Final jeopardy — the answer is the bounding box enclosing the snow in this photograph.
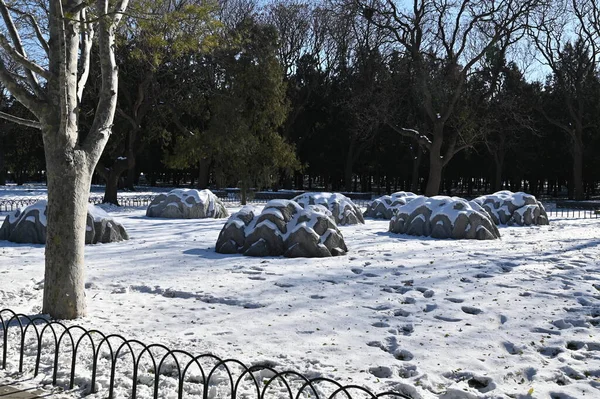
[1,188,600,398]
[8,199,48,226]
[87,204,110,222]
[150,189,213,209]
[395,196,487,226]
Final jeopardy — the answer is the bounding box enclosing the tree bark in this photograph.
[425,128,444,196]
[0,144,5,185]
[197,157,210,189]
[572,138,584,200]
[344,140,355,192]
[43,130,92,319]
[410,145,423,193]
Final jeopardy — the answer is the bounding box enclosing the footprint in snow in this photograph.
[503,342,520,355]
[394,309,411,317]
[274,282,294,288]
[351,268,363,274]
[539,347,563,358]
[310,295,325,300]
[363,304,392,311]
[461,306,483,315]
[474,273,494,279]
[423,304,437,313]
[363,273,379,278]
[415,287,434,298]
[248,276,266,281]
[369,366,393,378]
[565,341,585,351]
[398,364,418,378]
[434,315,462,322]
[531,327,561,335]
[394,349,414,361]
[444,297,464,303]
[372,321,390,328]
[577,297,595,306]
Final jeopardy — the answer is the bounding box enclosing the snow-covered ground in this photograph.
[1,186,600,398]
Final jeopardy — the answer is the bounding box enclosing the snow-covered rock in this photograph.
[215,200,347,257]
[291,192,364,225]
[473,191,549,226]
[389,196,500,240]
[0,200,129,244]
[363,191,418,219]
[146,189,228,219]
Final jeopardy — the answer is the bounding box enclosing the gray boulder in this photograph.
[389,196,500,240]
[0,200,128,244]
[215,200,348,257]
[363,192,418,219]
[473,191,549,226]
[146,189,228,219]
[292,192,364,225]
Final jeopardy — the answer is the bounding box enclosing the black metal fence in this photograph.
[212,191,373,209]
[0,196,156,212]
[545,201,600,219]
[0,309,412,399]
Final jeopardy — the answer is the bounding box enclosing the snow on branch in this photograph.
[386,122,432,150]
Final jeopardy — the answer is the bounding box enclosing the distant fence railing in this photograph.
[545,201,600,219]
[212,191,373,208]
[0,309,412,399]
[0,196,156,212]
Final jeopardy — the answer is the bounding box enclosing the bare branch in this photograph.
[6,6,50,55]
[82,0,131,163]
[77,8,94,103]
[0,0,43,96]
[0,34,50,80]
[0,110,41,129]
[386,122,432,150]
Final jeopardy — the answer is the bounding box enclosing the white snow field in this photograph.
[1,186,600,398]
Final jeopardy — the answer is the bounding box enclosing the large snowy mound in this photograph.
[146,189,228,219]
[473,191,549,226]
[363,191,418,219]
[389,196,500,240]
[291,192,364,225]
[0,200,128,244]
[215,200,347,257]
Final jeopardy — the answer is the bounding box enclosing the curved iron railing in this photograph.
[0,309,412,399]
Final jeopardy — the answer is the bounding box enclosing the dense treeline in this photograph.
[1,0,599,201]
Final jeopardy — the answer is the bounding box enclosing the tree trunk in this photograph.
[126,153,136,190]
[0,145,5,185]
[240,186,247,205]
[411,148,423,193]
[104,170,121,205]
[572,139,584,200]
[43,144,92,319]
[344,141,355,192]
[493,155,504,192]
[425,131,444,196]
[197,158,210,189]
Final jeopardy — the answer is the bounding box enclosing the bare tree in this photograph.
[360,0,541,196]
[0,0,128,319]
[530,0,599,200]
